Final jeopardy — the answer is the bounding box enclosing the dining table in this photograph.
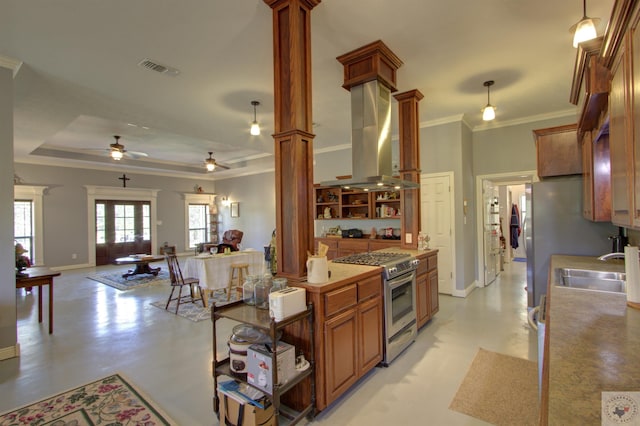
[183,250,265,307]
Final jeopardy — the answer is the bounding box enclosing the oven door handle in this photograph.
[386,270,416,288]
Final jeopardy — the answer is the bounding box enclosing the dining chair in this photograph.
[164,253,202,313]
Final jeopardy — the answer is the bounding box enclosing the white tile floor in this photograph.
[1,260,536,425]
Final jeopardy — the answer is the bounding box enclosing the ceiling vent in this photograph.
[137,58,180,77]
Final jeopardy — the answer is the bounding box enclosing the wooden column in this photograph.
[394,89,423,249]
[264,0,319,279]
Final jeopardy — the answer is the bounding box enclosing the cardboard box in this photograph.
[218,390,275,426]
[246,342,295,394]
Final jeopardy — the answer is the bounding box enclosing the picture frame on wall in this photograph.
[230,202,239,218]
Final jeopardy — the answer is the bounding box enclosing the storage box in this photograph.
[268,287,306,321]
[246,342,295,394]
[218,390,275,426]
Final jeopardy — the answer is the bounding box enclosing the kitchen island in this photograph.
[283,248,438,413]
[541,255,640,425]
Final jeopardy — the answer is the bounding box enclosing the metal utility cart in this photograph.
[211,300,315,425]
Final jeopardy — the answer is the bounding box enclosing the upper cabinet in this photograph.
[533,124,581,178]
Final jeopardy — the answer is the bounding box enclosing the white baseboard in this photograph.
[0,343,20,360]
[451,280,480,298]
[51,263,94,271]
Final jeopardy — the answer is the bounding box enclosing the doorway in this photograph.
[85,185,159,267]
[95,200,152,265]
[475,171,537,288]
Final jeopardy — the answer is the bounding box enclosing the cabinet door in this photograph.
[533,124,581,177]
[632,25,640,228]
[582,130,594,220]
[324,308,358,404]
[609,38,633,227]
[358,296,383,375]
[416,272,430,329]
[429,270,439,316]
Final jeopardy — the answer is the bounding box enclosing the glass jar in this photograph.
[242,276,257,306]
[254,277,270,310]
[271,277,288,292]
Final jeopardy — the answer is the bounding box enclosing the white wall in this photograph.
[0,66,17,354]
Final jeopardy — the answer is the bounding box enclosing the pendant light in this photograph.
[205,152,216,171]
[250,100,260,136]
[570,0,599,48]
[482,80,496,121]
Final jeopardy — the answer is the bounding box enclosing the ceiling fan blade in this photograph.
[215,162,230,170]
[124,151,149,160]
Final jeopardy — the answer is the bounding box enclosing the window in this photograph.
[97,201,151,244]
[14,200,34,264]
[188,204,210,248]
[183,193,216,250]
[14,185,47,265]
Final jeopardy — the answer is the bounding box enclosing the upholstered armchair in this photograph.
[221,230,243,251]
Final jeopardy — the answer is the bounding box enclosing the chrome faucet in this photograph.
[597,252,626,261]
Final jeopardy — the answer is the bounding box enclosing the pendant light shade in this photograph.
[250,100,260,136]
[571,0,599,48]
[482,80,496,121]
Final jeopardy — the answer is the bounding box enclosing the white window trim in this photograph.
[14,185,47,266]
[85,185,160,266]
[183,193,216,249]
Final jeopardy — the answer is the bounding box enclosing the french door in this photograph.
[95,200,152,265]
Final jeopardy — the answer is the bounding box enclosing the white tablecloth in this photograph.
[183,250,265,290]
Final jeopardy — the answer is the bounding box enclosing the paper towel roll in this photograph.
[624,246,640,306]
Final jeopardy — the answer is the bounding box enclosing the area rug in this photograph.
[88,270,170,291]
[449,347,539,426]
[513,257,527,262]
[0,373,175,426]
[150,289,240,322]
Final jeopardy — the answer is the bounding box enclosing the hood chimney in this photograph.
[321,40,419,191]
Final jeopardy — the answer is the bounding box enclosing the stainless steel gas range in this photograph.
[332,251,419,366]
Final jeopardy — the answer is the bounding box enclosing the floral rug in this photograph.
[150,289,240,322]
[88,270,170,291]
[0,373,175,426]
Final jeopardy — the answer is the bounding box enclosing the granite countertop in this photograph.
[546,255,640,425]
[296,248,438,293]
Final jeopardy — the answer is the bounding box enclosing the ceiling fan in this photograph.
[104,135,149,160]
[204,152,230,172]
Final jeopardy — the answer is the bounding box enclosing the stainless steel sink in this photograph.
[557,268,626,293]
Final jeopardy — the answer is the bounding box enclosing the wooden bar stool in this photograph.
[228,263,249,301]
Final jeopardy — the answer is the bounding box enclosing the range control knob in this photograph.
[411,259,420,267]
[387,266,398,276]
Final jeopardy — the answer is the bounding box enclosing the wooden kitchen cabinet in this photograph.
[305,272,383,411]
[581,126,612,221]
[609,32,634,227]
[533,123,581,178]
[415,251,438,329]
[313,185,401,220]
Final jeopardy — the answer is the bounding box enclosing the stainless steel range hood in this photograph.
[320,79,419,191]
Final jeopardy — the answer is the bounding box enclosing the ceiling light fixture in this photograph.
[110,135,125,160]
[205,152,216,171]
[482,80,496,121]
[570,0,599,48]
[250,100,261,136]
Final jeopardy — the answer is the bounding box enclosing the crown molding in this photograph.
[0,55,23,77]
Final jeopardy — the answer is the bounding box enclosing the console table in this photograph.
[16,267,61,334]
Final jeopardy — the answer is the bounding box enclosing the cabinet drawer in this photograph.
[416,258,429,276]
[325,284,357,317]
[358,276,381,302]
[427,254,438,271]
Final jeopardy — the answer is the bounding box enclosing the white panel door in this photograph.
[420,173,454,295]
